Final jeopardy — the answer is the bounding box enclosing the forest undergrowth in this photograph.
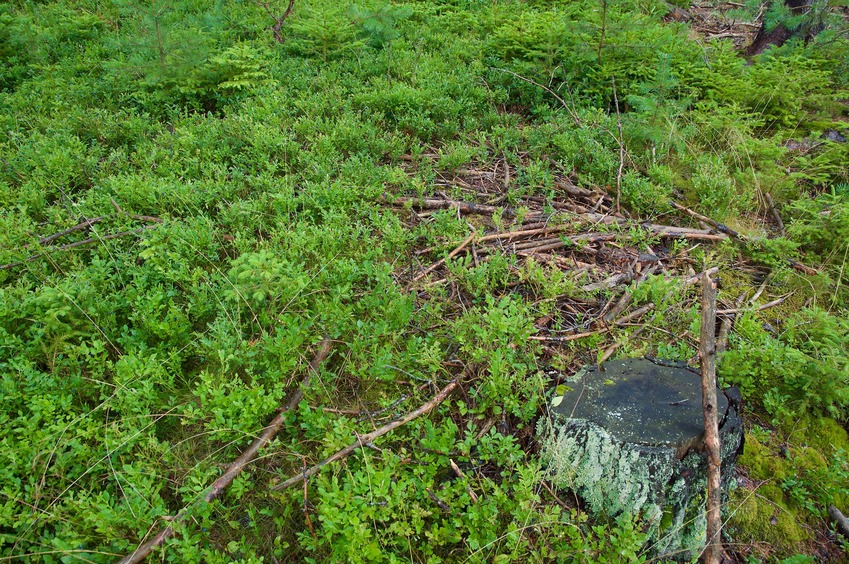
[1,0,848,561]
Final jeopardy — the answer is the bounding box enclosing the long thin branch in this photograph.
[611,76,624,214]
[491,68,583,128]
[413,231,476,282]
[25,216,106,248]
[119,338,333,564]
[671,201,816,274]
[389,196,723,240]
[271,380,458,491]
[700,272,722,564]
[1,225,159,271]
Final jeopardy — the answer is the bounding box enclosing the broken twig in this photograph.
[271,380,458,491]
[119,338,333,564]
[699,271,722,564]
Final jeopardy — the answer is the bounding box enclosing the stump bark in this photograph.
[540,358,744,560]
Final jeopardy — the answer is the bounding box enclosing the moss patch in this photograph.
[729,415,849,556]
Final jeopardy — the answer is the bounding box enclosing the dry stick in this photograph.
[413,231,476,282]
[611,77,625,214]
[449,459,479,503]
[717,292,747,356]
[602,265,657,323]
[671,201,816,275]
[271,380,458,491]
[390,195,724,241]
[530,329,608,343]
[716,294,791,315]
[1,225,159,271]
[598,325,645,364]
[764,192,785,234]
[390,195,723,241]
[110,197,165,224]
[828,506,849,538]
[389,195,519,218]
[530,303,654,344]
[490,68,583,128]
[699,272,722,564]
[119,339,333,564]
[24,216,107,249]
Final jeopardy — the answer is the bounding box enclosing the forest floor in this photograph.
[1,0,848,561]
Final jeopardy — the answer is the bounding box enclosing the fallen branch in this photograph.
[271,380,458,491]
[24,216,106,249]
[671,201,816,275]
[119,338,333,564]
[598,325,645,363]
[764,192,785,234]
[602,265,657,323]
[699,271,722,564]
[490,68,583,128]
[530,303,655,344]
[449,459,479,503]
[716,294,791,315]
[828,505,849,538]
[717,292,747,356]
[388,195,519,218]
[110,198,165,224]
[1,225,160,271]
[391,196,724,242]
[413,231,476,282]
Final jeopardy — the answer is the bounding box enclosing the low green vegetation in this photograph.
[1,0,848,560]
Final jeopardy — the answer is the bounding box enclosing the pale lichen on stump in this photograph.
[539,358,744,560]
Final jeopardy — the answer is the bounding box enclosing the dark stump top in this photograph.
[551,358,728,447]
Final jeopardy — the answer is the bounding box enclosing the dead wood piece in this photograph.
[672,201,816,274]
[476,226,567,243]
[716,294,791,315]
[598,325,645,364]
[413,231,476,282]
[554,180,603,201]
[270,380,458,491]
[1,225,160,271]
[110,198,165,224]
[602,265,657,323]
[119,338,333,564]
[25,216,106,249]
[700,272,722,564]
[582,272,633,292]
[426,488,451,513]
[613,303,655,325]
[388,195,518,218]
[449,459,479,503]
[530,329,609,343]
[672,202,741,238]
[682,267,720,286]
[829,506,849,538]
[764,193,785,233]
[531,303,654,344]
[717,292,747,356]
[646,224,726,240]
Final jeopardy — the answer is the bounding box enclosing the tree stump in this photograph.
[539,358,744,560]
